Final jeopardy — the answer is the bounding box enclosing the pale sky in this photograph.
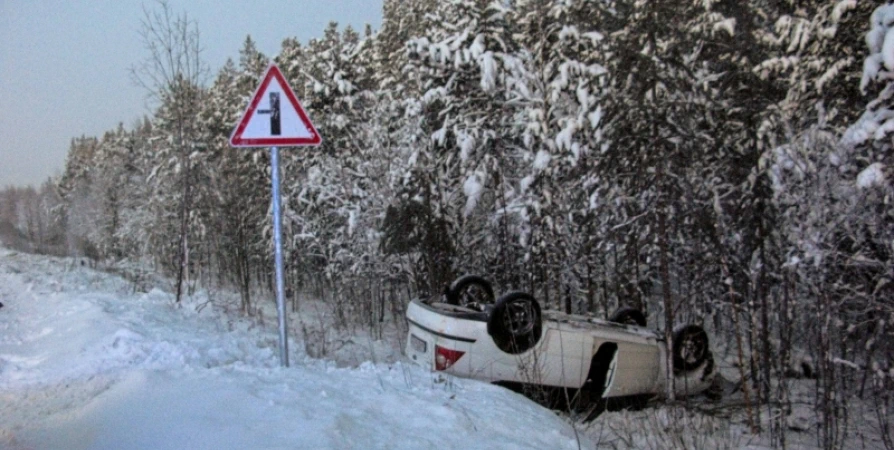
[0,0,383,188]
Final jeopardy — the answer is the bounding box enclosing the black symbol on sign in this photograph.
[257,93,281,136]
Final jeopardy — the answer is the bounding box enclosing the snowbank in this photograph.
[0,249,589,450]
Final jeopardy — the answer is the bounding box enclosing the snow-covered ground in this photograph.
[0,248,590,450]
[5,247,891,450]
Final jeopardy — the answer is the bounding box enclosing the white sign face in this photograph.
[230,64,321,147]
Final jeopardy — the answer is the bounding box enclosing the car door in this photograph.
[598,335,662,397]
[488,322,589,389]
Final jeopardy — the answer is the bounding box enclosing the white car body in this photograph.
[405,298,715,400]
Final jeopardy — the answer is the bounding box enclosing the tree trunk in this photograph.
[658,186,675,402]
[175,154,192,303]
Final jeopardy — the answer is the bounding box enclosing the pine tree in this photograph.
[511,0,609,311]
[400,0,521,290]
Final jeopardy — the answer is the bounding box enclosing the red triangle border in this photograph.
[229,64,322,147]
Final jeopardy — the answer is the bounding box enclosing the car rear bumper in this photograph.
[405,299,486,373]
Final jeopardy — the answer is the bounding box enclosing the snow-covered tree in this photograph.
[765,5,894,447]
[508,0,609,311]
[399,0,522,290]
[131,0,208,302]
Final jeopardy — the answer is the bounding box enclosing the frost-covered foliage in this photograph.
[765,5,894,447]
[850,4,894,154]
[586,406,753,449]
[753,0,875,137]
[505,0,609,310]
[19,1,888,447]
[393,0,526,290]
[0,182,64,255]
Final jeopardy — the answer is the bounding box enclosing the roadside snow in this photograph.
[0,249,589,450]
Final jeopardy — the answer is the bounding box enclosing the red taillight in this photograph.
[434,345,465,371]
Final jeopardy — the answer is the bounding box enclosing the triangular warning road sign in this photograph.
[230,64,321,147]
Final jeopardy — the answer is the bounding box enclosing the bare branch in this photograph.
[129,0,209,108]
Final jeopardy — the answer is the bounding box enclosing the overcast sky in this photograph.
[0,0,383,188]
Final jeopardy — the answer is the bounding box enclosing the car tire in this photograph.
[447,275,495,306]
[609,307,647,327]
[487,291,542,354]
[673,325,710,372]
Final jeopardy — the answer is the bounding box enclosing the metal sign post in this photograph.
[270,146,289,367]
[229,64,321,368]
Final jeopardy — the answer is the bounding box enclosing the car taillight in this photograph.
[435,345,465,371]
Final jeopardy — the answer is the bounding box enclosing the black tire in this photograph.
[447,275,495,306]
[487,291,542,354]
[673,325,710,372]
[609,307,647,327]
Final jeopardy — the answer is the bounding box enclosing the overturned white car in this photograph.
[405,275,717,411]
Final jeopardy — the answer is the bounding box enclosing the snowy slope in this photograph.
[0,249,590,450]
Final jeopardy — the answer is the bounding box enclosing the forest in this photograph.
[1,0,892,448]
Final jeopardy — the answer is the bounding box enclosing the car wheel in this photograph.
[447,275,495,307]
[487,291,542,354]
[673,325,709,372]
[608,307,647,327]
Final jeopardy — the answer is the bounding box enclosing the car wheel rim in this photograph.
[461,285,491,306]
[504,301,534,335]
[681,333,705,365]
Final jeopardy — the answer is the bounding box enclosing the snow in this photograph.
[832,0,856,23]
[816,58,851,94]
[884,26,894,71]
[582,32,604,43]
[0,249,589,450]
[559,26,579,42]
[479,52,498,92]
[469,34,485,60]
[555,120,577,151]
[347,209,357,236]
[869,6,894,52]
[462,174,484,217]
[863,5,894,90]
[857,162,886,188]
[841,109,891,147]
[533,150,551,171]
[588,105,603,130]
[458,132,476,163]
[431,127,448,146]
[713,18,736,37]
[520,175,535,194]
[588,191,599,210]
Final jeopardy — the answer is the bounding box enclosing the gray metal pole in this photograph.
[270,146,289,367]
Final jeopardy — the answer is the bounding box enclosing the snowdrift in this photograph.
[0,249,589,450]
